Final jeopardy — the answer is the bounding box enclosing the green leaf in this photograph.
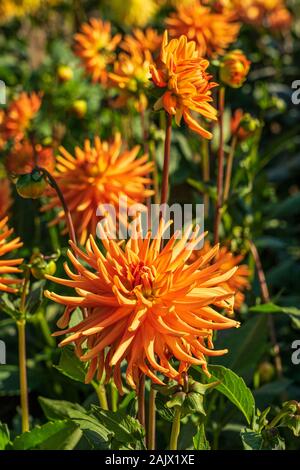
[241,428,263,450]
[38,397,112,449]
[54,346,86,383]
[250,303,300,317]
[155,393,175,423]
[0,422,10,450]
[25,280,46,315]
[193,423,210,450]
[207,365,255,425]
[92,406,145,450]
[211,315,268,380]
[12,420,81,450]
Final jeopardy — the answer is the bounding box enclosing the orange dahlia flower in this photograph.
[74,18,121,85]
[0,217,23,293]
[121,28,162,56]
[150,31,218,139]
[109,47,153,112]
[165,0,240,58]
[5,140,55,176]
[42,133,153,245]
[190,241,250,310]
[45,221,239,391]
[3,92,41,142]
[220,50,250,88]
[0,178,12,219]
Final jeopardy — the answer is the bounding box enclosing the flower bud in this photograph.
[30,252,57,280]
[16,170,46,199]
[57,65,73,82]
[72,100,87,118]
[258,361,275,384]
[220,50,250,88]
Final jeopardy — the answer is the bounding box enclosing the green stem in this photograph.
[92,382,109,410]
[110,381,118,412]
[223,134,238,202]
[214,86,225,244]
[169,406,181,450]
[147,386,156,450]
[18,269,30,433]
[138,374,146,428]
[202,138,210,217]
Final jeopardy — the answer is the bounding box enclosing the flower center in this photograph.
[130,261,155,297]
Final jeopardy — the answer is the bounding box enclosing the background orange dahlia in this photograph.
[42,133,154,245]
[0,216,23,293]
[74,18,121,84]
[45,222,239,392]
[165,0,241,58]
[3,92,41,142]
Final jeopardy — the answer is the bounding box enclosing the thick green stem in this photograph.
[17,320,29,433]
[202,139,210,217]
[223,135,238,202]
[214,86,225,244]
[169,406,181,450]
[138,374,146,428]
[147,386,156,450]
[110,381,118,412]
[92,382,109,410]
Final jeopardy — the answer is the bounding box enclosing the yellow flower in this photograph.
[74,18,121,85]
[220,50,250,88]
[107,0,158,27]
[0,217,23,294]
[42,133,154,245]
[45,220,239,391]
[165,0,240,58]
[150,31,218,139]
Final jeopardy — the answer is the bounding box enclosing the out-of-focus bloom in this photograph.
[57,65,74,82]
[45,220,239,391]
[71,100,87,118]
[42,133,154,245]
[190,241,250,310]
[0,178,12,220]
[3,92,41,142]
[150,31,218,139]
[267,6,292,30]
[121,28,162,56]
[0,217,23,293]
[5,140,55,176]
[231,109,260,141]
[166,0,240,58]
[220,50,250,88]
[216,0,292,30]
[0,0,61,23]
[107,0,157,27]
[74,18,121,85]
[109,39,154,112]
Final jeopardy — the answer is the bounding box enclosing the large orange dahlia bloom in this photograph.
[3,92,41,142]
[74,18,121,85]
[45,221,239,391]
[121,28,162,56]
[190,241,250,310]
[0,217,23,293]
[150,31,218,139]
[166,0,240,58]
[42,133,153,245]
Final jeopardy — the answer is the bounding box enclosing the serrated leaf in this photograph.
[193,423,210,450]
[38,396,86,420]
[155,393,175,423]
[207,365,255,424]
[241,428,263,450]
[54,346,86,383]
[92,406,145,450]
[0,422,10,450]
[12,420,81,450]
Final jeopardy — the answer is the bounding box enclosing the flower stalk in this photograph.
[18,267,30,433]
[214,86,225,244]
[169,406,181,450]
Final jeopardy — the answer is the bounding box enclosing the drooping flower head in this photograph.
[220,50,250,88]
[190,240,250,310]
[166,0,240,58]
[0,217,23,293]
[42,133,153,245]
[3,92,41,142]
[5,140,55,176]
[74,18,121,85]
[45,220,239,392]
[150,31,218,139]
